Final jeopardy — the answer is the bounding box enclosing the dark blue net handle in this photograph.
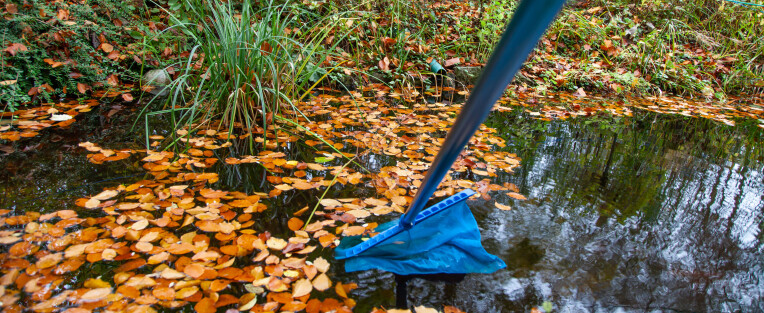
[400,0,567,229]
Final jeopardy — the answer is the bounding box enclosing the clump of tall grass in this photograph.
[145,0,349,151]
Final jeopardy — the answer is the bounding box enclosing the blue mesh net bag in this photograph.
[336,190,506,275]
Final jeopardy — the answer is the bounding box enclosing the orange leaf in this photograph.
[152,287,175,300]
[184,263,206,279]
[287,217,304,231]
[292,278,313,298]
[194,297,216,313]
[292,181,315,190]
[495,203,512,211]
[200,188,228,198]
[506,192,527,200]
[312,273,331,291]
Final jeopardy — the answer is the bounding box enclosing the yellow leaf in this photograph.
[313,257,330,273]
[266,237,287,250]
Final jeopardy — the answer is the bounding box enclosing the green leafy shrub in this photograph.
[0,0,152,110]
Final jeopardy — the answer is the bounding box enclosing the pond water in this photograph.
[339,112,764,312]
[1,98,762,312]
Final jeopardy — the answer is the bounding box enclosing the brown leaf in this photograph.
[415,306,440,313]
[379,56,390,71]
[6,3,18,14]
[161,268,186,279]
[444,57,461,67]
[4,43,28,56]
[573,87,587,98]
[107,74,119,86]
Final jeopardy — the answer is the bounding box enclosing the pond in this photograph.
[341,109,764,312]
[1,95,762,312]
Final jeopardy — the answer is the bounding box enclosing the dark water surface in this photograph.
[342,112,764,312]
[2,99,763,312]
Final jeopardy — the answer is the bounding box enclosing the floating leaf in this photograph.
[266,237,287,250]
[313,257,330,273]
[495,203,512,211]
[312,273,331,291]
[292,278,313,298]
[79,288,112,302]
[184,263,206,279]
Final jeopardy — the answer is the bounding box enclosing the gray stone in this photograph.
[141,69,171,87]
[453,66,483,85]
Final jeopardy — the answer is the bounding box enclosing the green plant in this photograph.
[146,0,352,152]
[454,0,516,62]
[0,0,151,107]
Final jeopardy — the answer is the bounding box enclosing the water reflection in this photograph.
[346,113,764,312]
